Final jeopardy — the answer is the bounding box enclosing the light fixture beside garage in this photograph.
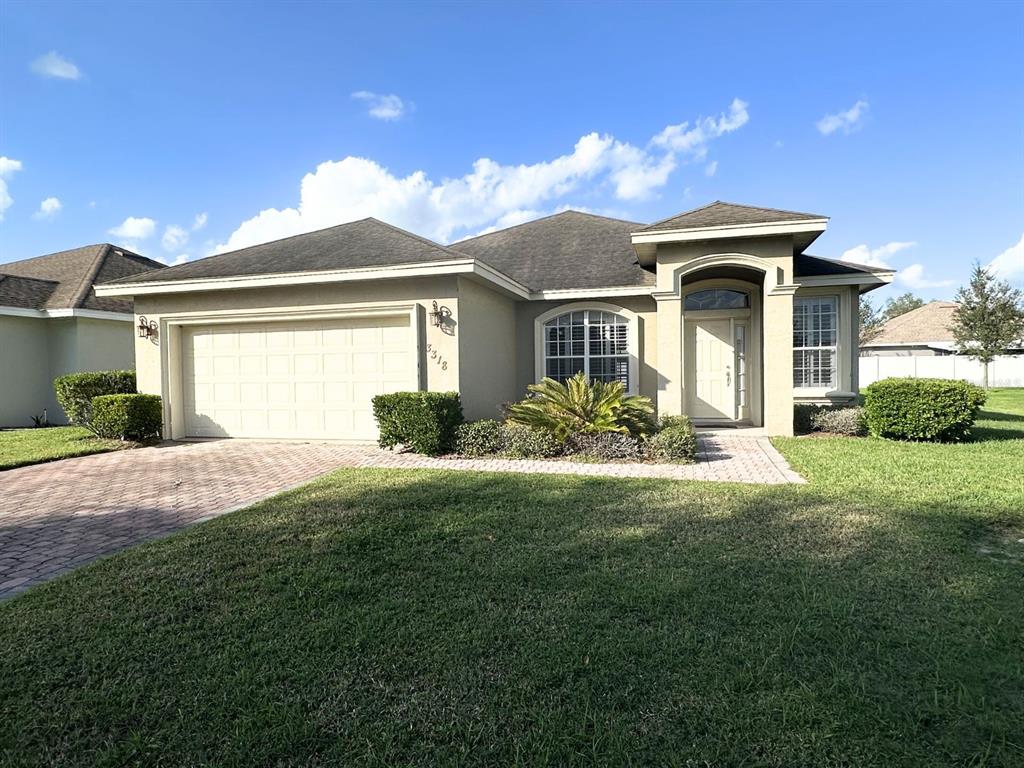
[137,316,158,339]
[428,301,452,328]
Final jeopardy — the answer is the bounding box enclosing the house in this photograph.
[861,300,1024,357]
[95,201,894,438]
[0,244,165,426]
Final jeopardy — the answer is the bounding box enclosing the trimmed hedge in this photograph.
[645,417,698,463]
[54,370,136,428]
[864,378,986,442]
[811,407,867,436]
[372,392,464,455]
[454,420,505,457]
[498,422,562,459]
[91,394,163,441]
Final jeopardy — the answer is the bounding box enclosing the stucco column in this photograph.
[655,294,683,416]
[762,286,796,435]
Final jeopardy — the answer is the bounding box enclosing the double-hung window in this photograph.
[793,296,838,389]
[543,309,630,389]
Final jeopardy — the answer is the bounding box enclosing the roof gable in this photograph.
[639,201,827,233]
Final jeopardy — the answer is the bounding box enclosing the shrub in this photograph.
[565,431,642,461]
[455,419,504,457]
[863,378,986,442]
[372,392,464,455]
[54,370,136,429]
[811,407,867,436]
[505,372,655,441]
[645,417,698,463]
[499,422,562,459]
[91,394,162,441]
[793,403,822,435]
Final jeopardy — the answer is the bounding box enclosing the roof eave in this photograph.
[631,219,829,265]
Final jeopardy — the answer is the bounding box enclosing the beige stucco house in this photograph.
[95,202,893,439]
[0,244,164,427]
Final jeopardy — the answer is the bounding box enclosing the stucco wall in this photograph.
[514,296,659,407]
[456,277,518,419]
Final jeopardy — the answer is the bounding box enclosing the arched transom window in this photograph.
[684,288,749,311]
[543,309,630,387]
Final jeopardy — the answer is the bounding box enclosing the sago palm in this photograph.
[505,372,655,441]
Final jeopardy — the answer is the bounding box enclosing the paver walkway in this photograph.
[0,433,801,599]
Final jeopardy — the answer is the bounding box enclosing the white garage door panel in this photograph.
[183,316,414,439]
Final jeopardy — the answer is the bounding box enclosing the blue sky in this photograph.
[1,0,1022,301]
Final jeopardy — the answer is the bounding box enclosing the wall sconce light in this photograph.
[137,316,158,339]
[428,301,452,328]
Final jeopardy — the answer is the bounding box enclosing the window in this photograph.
[793,296,838,388]
[684,288,749,311]
[543,309,630,388]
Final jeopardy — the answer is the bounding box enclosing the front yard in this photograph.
[1,392,1021,766]
[0,426,129,471]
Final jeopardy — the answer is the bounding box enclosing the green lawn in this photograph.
[0,426,129,471]
[1,394,1022,766]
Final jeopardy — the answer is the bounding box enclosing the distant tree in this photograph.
[951,262,1024,388]
[859,296,885,346]
[882,292,925,321]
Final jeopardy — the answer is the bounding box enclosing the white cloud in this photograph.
[817,99,869,135]
[897,263,955,289]
[192,212,208,231]
[30,51,81,80]
[109,216,157,240]
[841,241,917,268]
[0,156,23,220]
[705,160,718,177]
[351,91,408,121]
[216,100,749,252]
[161,224,189,252]
[987,232,1024,283]
[33,197,62,219]
[157,253,191,267]
[651,98,749,159]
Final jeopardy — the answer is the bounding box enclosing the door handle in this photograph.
[725,366,731,386]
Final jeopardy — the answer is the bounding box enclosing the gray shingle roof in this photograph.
[862,301,959,346]
[452,211,655,291]
[110,218,468,287]
[639,201,827,232]
[0,245,164,312]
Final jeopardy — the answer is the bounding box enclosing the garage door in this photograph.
[182,315,415,439]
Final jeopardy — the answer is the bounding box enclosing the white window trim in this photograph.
[534,302,640,394]
[793,293,841,393]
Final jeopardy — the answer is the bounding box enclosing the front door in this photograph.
[686,318,735,419]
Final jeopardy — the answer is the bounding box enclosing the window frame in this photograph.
[534,302,640,395]
[792,294,840,391]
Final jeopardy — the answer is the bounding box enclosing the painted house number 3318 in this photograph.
[426,343,448,371]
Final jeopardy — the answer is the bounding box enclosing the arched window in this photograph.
[543,308,630,388]
[684,288,749,311]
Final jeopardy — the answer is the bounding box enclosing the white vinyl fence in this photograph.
[859,354,1024,387]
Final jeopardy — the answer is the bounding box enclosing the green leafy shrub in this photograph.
[91,394,162,441]
[505,372,655,441]
[565,432,642,461]
[498,422,562,459]
[454,419,504,457]
[811,407,867,436]
[372,392,464,455]
[864,378,986,442]
[793,403,823,435]
[644,417,698,463]
[54,370,136,429]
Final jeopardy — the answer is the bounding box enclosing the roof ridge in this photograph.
[69,244,111,309]
[454,209,642,247]
[364,217,467,258]
[643,201,721,229]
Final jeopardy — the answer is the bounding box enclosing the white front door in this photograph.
[686,318,736,419]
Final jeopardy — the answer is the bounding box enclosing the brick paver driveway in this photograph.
[0,433,800,600]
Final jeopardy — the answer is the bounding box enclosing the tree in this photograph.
[883,292,925,321]
[951,262,1024,388]
[859,296,885,346]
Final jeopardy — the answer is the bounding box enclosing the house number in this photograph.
[426,343,448,370]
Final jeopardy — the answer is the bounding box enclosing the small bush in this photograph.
[811,407,867,436]
[645,417,698,463]
[499,422,562,459]
[794,403,823,435]
[91,394,162,441]
[54,370,136,428]
[455,420,505,457]
[372,392,464,455]
[565,432,642,461]
[864,377,986,442]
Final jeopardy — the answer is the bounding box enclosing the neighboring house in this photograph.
[0,244,165,426]
[96,201,894,438]
[862,300,1024,357]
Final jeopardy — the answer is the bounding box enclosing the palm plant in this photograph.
[505,372,655,441]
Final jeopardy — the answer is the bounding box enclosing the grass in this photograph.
[1,394,1022,766]
[0,426,130,470]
